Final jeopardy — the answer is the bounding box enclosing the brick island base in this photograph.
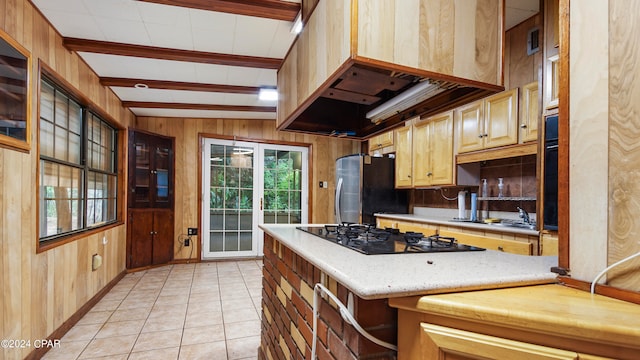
[260,233,397,360]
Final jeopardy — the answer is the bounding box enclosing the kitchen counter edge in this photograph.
[260,224,557,300]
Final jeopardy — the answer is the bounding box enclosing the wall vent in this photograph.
[527,27,540,55]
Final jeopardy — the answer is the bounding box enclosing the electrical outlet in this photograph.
[184,238,190,247]
[187,228,198,236]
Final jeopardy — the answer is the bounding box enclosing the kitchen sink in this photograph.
[491,221,537,230]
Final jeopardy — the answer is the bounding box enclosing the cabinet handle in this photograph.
[478,134,484,138]
[520,124,527,128]
[407,175,411,178]
[427,172,432,176]
[484,133,488,137]
[497,246,504,251]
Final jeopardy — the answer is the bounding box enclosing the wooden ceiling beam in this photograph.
[136,0,300,22]
[100,77,260,94]
[63,38,282,69]
[122,101,276,112]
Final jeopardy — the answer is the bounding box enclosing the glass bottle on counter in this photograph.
[498,178,504,198]
[481,179,488,198]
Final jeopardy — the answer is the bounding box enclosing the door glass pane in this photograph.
[263,149,305,225]
[155,142,171,204]
[207,143,254,253]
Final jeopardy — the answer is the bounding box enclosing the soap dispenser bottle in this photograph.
[498,178,504,198]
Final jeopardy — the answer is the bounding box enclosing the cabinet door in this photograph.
[484,88,519,149]
[129,131,152,208]
[128,210,154,268]
[395,126,413,188]
[153,137,173,209]
[456,100,484,153]
[128,130,174,209]
[520,81,539,143]
[152,211,174,265]
[420,323,579,360]
[428,112,454,185]
[412,120,431,187]
[368,131,394,153]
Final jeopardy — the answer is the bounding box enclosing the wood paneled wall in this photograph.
[0,0,133,358]
[607,0,640,290]
[132,117,360,261]
[568,0,640,292]
[504,13,542,90]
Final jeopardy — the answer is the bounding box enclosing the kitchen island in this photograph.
[258,224,557,360]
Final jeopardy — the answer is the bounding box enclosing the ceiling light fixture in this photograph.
[366,80,447,124]
[258,87,278,101]
[134,83,149,89]
[290,12,303,34]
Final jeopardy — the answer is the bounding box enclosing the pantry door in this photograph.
[202,139,308,259]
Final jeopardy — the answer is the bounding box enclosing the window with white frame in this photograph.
[39,77,118,242]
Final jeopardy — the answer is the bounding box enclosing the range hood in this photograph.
[365,80,457,124]
[279,63,500,139]
[275,0,505,139]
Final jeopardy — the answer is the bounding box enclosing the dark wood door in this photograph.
[152,210,174,265]
[128,210,154,268]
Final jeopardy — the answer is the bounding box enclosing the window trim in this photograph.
[0,28,32,152]
[36,62,125,253]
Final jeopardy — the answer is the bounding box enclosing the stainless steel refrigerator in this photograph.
[335,154,408,225]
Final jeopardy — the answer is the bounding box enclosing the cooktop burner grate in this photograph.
[297,225,485,255]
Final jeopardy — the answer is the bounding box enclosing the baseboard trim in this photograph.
[25,270,127,360]
[169,258,199,265]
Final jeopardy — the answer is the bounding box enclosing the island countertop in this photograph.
[259,224,558,300]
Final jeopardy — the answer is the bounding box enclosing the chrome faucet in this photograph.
[517,207,531,224]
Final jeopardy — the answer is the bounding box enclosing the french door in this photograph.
[202,139,308,259]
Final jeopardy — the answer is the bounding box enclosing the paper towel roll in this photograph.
[458,191,466,219]
[470,193,477,221]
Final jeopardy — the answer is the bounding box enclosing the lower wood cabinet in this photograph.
[439,228,535,255]
[127,209,174,268]
[420,323,579,359]
[390,285,639,360]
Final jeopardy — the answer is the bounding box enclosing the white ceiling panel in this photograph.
[79,53,197,80]
[34,9,105,39]
[82,0,142,22]
[130,108,276,119]
[94,17,151,44]
[31,0,88,13]
[111,88,275,107]
[232,16,280,56]
[136,1,191,26]
[145,22,194,50]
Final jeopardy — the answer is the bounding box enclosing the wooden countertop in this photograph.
[260,224,557,299]
[389,284,640,350]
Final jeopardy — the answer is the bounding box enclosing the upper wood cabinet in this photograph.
[395,125,413,188]
[395,112,454,188]
[520,81,539,143]
[277,0,504,138]
[368,130,394,155]
[413,112,454,187]
[456,88,519,154]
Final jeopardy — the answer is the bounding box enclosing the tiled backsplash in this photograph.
[411,155,537,214]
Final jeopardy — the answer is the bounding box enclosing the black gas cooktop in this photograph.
[297,224,485,255]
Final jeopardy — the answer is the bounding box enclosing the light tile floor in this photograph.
[43,260,263,360]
